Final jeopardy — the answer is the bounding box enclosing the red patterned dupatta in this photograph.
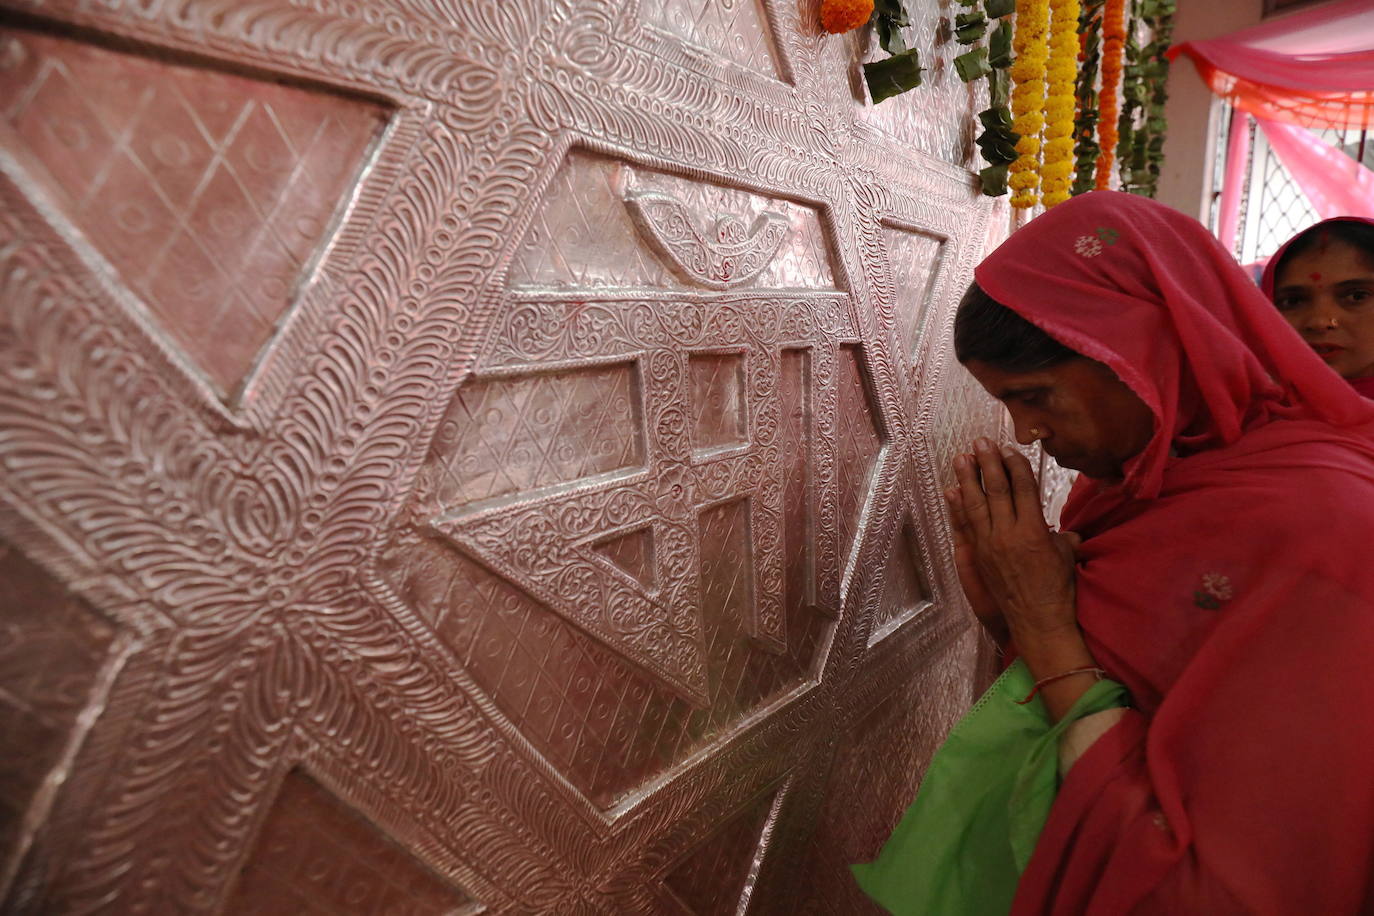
[974,193,1374,913]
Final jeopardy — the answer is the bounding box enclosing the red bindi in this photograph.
[1310,272,1323,282]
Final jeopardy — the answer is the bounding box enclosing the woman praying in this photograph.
[854,192,1374,914]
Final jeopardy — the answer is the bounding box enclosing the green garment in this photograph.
[851,659,1129,915]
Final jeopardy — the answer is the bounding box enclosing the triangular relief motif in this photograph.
[0,26,386,397]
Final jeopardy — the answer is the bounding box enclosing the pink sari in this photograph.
[975,192,1374,913]
[1260,216,1374,400]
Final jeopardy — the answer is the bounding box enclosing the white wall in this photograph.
[1156,0,1265,220]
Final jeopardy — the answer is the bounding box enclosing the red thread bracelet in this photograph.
[1016,666,1108,705]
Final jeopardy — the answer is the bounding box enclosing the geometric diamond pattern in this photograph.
[690,352,747,454]
[883,226,946,365]
[0,541,116,877]
[225,771,476,915]
[699,498,757,652]
[418,363,645,509]
[663,789,777,915]
[871,519,932,640]
[642,0,782,79]
[795,650,975,914]
[379,523,831,809]
[834,345,886,573]
[0,26,385,396]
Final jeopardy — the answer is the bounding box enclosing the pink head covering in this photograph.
[973,195,1374,915]
[973,191,1374,503]
[1259,215,1374,297]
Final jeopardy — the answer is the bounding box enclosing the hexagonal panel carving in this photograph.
[373,148,872,809]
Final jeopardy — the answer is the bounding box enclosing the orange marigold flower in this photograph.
[1096,0,1127,189]
[821,0,874,34]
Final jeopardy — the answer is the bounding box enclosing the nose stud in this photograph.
[1328,318,1340,329]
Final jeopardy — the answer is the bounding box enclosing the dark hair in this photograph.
[1272,220,1374,283]
[953,281,1079,372]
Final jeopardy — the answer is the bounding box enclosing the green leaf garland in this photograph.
[866,49,925,102]
[1116,0,1175,196]
[865,0,924,102]
[956,4,1019,197]
[1071,0,1105,196]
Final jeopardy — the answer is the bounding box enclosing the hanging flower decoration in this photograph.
[862,0,926,102]
[1040,0,1080,207]
[822,0,876,34]
[1094,0,1126,189]
[946,0,1019,196]
[1009,0,1050,209]
[1071,0,1105,195]
[1117,0,1176,196]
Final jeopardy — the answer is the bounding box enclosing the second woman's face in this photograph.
[1273,238,1374,379]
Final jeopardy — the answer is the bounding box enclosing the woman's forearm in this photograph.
[1011,619,1100,722]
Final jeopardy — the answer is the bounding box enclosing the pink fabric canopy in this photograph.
[1256,117,1374,220]
[1172,0,1374,256]
[1168,0,1374,130]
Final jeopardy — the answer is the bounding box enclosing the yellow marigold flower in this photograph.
[1039,0,1079,207]
[1010,0,1052,208]
[1045,98,1076,122]
[1045,137,1075,157]
[820,0,874,34]
[1047,60,1077,82]
[1042,160,1075,181]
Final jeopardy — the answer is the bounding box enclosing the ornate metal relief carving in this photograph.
[509,152,840,292]
[225,770,480,914]
[626,191,790,289]
[0,0,1009,911]
[0,26,387,398]
[642,0,786,80]
[0,542,121,894]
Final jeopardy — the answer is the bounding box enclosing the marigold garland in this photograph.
[1094,0,1126,189]
[1040,0,1080,206]
[1071,0,1105,195]
[1008,0,1050,208]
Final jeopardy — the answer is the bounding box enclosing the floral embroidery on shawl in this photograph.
[1074,235,1104,258]
[1073,227,1120,258]
[1192,572,1234,610]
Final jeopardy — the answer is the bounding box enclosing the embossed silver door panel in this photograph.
[0,0,1008,911]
